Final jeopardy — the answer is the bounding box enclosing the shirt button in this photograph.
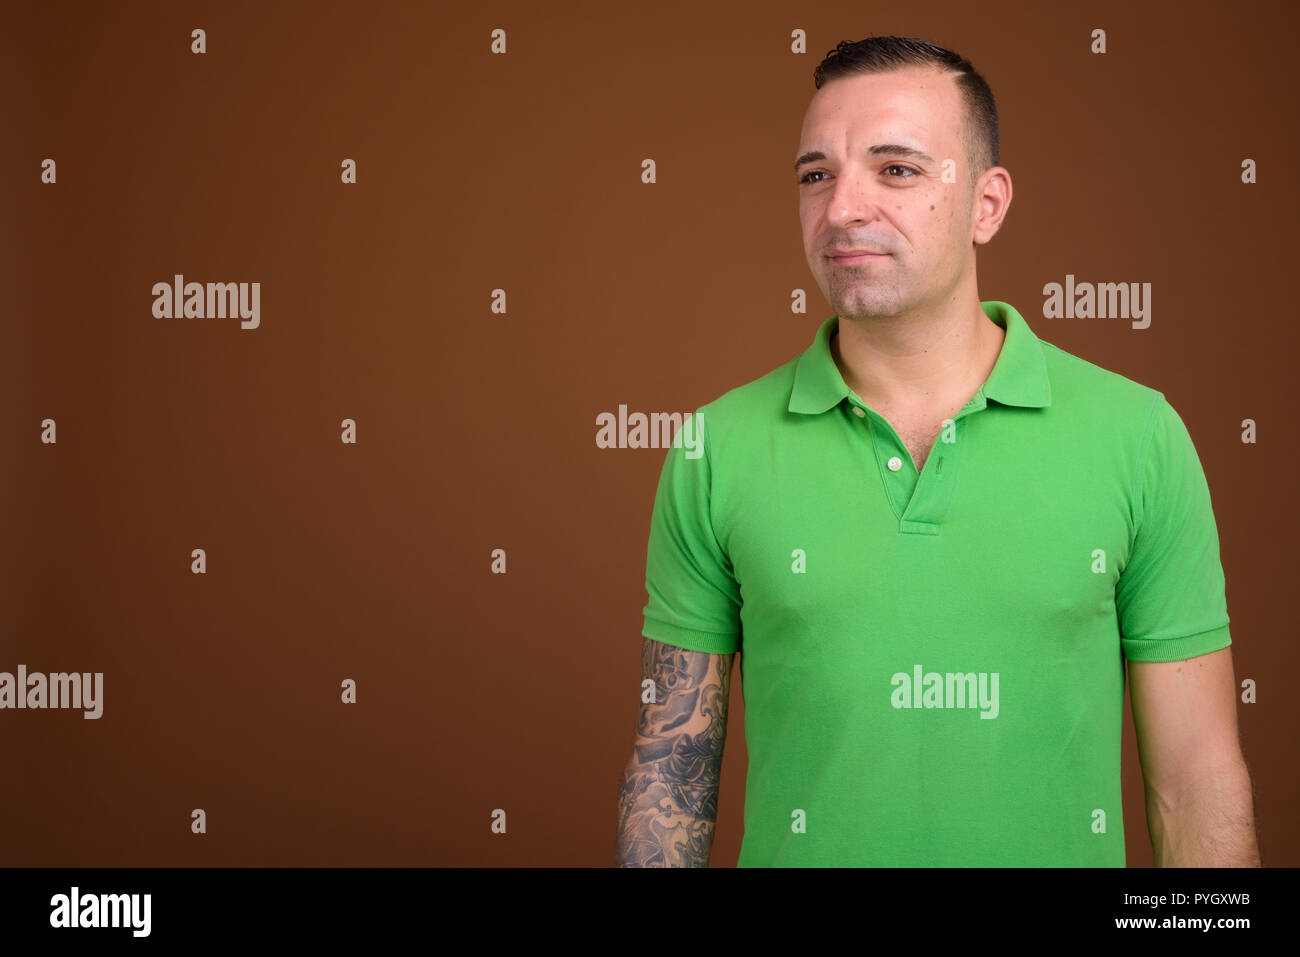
[887,456,903,471]
[852,407,866,418]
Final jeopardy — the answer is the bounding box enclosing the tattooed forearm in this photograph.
[615,638,734,867]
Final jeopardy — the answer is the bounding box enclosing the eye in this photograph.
[799,165,918,185]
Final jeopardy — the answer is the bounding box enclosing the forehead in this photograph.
[799,66,963,152]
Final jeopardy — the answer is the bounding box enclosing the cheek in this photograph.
[938,200,959,232]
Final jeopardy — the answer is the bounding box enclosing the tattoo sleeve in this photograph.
[615,637,734,867]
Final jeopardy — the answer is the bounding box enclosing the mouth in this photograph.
[828,252,887,265]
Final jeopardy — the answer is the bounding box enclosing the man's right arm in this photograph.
[615,637,735,867]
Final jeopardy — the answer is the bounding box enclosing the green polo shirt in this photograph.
[640,300,1232,867]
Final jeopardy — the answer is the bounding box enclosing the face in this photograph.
[795,66,985,320]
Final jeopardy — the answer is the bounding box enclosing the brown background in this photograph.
[2,0,1295,866]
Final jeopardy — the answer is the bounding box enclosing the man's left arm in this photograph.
[1128,646,1260,866]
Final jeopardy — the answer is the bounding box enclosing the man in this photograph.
[615,36,1259,867]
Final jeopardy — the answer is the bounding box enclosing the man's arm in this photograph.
[615,637,734,867]
[1128,645,1261,866]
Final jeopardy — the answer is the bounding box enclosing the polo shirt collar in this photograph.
[787,300,1052,415]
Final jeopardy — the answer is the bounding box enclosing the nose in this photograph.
[823,166,884,232]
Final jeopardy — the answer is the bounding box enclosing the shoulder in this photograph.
[690,355,803,447]
[1036,336,1166,434]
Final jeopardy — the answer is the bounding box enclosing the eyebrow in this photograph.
[794,144,936,173]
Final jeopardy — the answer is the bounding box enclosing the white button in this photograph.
[852,407,866,417]
[887,456,903,471]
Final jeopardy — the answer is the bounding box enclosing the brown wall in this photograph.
[2,0,1294,866]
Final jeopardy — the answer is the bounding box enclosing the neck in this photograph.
[830,300,1005,410]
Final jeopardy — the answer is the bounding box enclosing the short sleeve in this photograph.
[640,410,742,654]
[1117,395,1232,662]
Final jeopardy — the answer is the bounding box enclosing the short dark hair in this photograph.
[813,36,999,188]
